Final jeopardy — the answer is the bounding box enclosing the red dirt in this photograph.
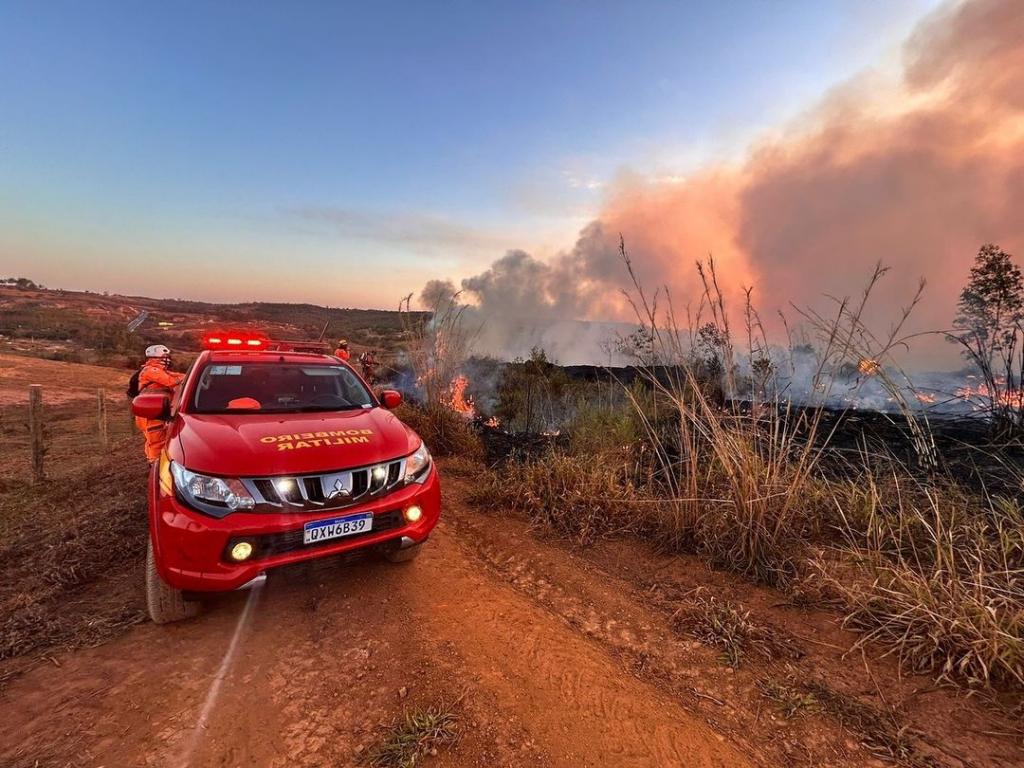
[0,481,748,768]
[0,468,1020,767]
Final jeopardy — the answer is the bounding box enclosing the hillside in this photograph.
[0,283,424,367]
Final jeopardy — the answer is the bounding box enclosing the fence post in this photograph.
[97,388,108,448]
[29,384,44,484]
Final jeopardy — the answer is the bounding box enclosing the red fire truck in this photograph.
[131,331,440,623]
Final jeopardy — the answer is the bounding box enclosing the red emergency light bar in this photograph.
[201,331,270,350]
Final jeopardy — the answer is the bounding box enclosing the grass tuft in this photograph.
[757,678,821,718]
[817,476,1024,688]
[467,450,649,544]
[758,673,929,765]
[366,706,459,768]
[672,588,800,667]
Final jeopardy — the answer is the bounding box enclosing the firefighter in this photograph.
[335,338,351,361]
[134,344,185,463]
[359,349,378,383]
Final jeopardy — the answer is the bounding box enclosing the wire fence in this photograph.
[0,386,141,484]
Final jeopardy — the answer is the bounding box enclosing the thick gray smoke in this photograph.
[423,0,1024,369]
[421,223,637,364]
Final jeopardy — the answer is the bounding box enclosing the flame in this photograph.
[484,416,500,428]
[445,374,475,418]
[915,392,937,404]
[858,358,881,377]
[954,382,1024,409]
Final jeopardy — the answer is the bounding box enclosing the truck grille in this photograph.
[241,458,406,513]
[225,509,404,560]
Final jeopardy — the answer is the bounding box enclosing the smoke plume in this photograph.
[426,0,1024,367]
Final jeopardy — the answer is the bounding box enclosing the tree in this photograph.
[615,327,655,366]
[950,244,1024,428]
[495,347,571,433]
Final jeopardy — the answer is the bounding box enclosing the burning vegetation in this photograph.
[394,239,1024,703]
[856,358,880,377]
[443,374,475,418]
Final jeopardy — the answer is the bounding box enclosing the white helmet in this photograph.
[145,344,171,359]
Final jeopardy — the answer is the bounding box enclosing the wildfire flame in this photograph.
[858,358,881,377]
[954,382,1024,409]
[445,374,475,418]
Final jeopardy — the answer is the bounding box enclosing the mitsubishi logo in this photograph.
[327,478,351,499]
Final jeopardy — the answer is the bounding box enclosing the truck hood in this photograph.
[170,407,420,477]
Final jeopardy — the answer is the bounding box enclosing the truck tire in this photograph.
[146,539,201,624]
[385,542,423,563]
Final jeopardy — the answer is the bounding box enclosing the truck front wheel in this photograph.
[146,539,201,624]
[385,542,423,563]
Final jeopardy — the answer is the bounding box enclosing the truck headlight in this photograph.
[170,462,255,512]
[403,442,432,483]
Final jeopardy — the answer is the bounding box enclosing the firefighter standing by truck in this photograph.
[131,344,185,462]
[334,338,351,361]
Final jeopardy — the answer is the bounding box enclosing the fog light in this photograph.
[404,505,423,523]
[230,541,254,562]
[372,466,388,482]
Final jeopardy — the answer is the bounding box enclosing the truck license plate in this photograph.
[303,512,373,545]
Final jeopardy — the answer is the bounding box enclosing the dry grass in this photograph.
[612,243,1024,694]
[365,706,459,768]
[395,403,483,460]
[394,289,485,461]
[672,588,800,667]
[461,245,1024,697]
[817,476,1024,688]
[758,672,928,765]
[436,454,484,478]
[0,436,148,673]
[801,679,927,765]
[757,677,822,718]
[467,450,650,544]
[614,246,843,587]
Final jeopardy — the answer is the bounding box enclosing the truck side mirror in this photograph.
[379,390,403,409]
[132,393,171,421]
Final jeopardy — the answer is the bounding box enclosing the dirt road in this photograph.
[1,471,1020,768]
[1,476,750,768]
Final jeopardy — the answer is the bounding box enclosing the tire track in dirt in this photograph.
[440,475,1023,768]
[437,477,883,767]
[404,518,752,767]
[1,475,765,768]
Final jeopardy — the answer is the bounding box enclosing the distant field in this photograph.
[0,353,129,405]
[0,354,135,488]
[0,284,425,368]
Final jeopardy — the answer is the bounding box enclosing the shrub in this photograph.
[394,403,482,460]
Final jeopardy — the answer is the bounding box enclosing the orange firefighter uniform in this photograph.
[335,341,351,361]
[134,358,184,462]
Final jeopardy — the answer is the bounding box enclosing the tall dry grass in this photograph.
[819,475,1024,687]
[474,240,1023,692]
[614,241,874,585]
[614,243,1023,687]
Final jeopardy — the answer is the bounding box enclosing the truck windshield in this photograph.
[191,363,375,414]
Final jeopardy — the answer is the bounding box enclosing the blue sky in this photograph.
[0,0,940,307]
